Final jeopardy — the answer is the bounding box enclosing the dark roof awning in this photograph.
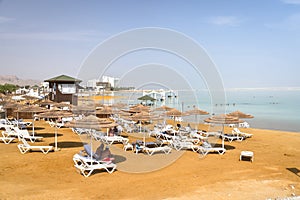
[44,74,81,83]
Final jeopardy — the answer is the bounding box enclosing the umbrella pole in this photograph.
[222,124,225,149]
[32,112,35,137]
[55,120,58,151]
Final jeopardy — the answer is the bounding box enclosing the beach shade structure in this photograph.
[53,102,73,111]
[122,104,150,114]
[227,110,254,119]
[37,110,74,151]
[96,106,114,118]
[21,95,41,104]
[39,99,56,107]
[3,101,23,119]
[153,105,173,112]
[14,105,47,136]
[72,103,96,116]
[129,111,161,145]
[184,107,209,130]
[137,95,156,105]
[67,115,118,154]
[67,115,115,131]
[204,114,243,148]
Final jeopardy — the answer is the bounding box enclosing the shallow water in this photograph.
[102,89,300,132]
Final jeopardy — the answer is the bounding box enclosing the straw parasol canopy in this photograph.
[184,107,209,130]
[67,115,116,130]
[153,105,173,112]
[96,106,114,116]
[204,114,243,148]
[123,104,150,113]
[39,99,56,107]
[185,108,209,115]
[37,110,74,151]
[14,105,47,136]
[227,110,254,119]
[166,108,184,117]
[53,102,73,110]
[37,110,74,119]
[72,104,96,116]
[204,114,243,125]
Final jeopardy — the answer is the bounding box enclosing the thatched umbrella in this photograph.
[14,105,47,136]
[165,108,186,128]
[153,105,173,112]
[67,115,118,155]
[67,115,114,131]
[96,106,114,118]
[204,114,243,148]
[128,104,150,113]
[53,102,73,110]
[72,103,96,116]
[3,101,23,119]
[37,110,74,151]
[184,107,209,130]
[227,110,254,119]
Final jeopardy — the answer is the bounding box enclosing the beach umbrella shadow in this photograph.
[113,154,127,164]
[37,133,63,138]
[49,141,84,149]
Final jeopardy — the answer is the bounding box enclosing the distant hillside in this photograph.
[0,75,41,86]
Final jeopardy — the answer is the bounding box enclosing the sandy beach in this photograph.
[0,120,299,200]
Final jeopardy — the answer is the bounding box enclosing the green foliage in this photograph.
[0,84,18,94]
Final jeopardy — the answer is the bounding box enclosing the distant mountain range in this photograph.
[0,75,41,86]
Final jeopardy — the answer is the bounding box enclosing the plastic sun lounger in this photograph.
[221,134,244,143]
[171,141,195,151]
[13,127,43,143]
[143,146,172,156]
[17,138,53,154]
[0,136,15,144]
[232,128,253,138]
[193,146,226,156]
[73,153,116,177]
[101,136,129,145]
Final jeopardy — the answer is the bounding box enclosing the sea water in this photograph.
[106,89,300,132]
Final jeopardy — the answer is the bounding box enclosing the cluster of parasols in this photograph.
[1,96,254,151]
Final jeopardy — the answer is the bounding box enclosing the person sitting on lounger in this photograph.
[101,147,114,162]
[94,143,104,160]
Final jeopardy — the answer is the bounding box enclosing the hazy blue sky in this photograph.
[0,0,300,89]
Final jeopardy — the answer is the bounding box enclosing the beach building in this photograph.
[44,75,81,105]
[86,76,119,91]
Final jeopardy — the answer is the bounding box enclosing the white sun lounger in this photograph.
[17,138,53,154]
[73,153,116,177]
[13,127,43,143]
[193,145,226,156]
[171,140,195,151]
[232,128,253,138]
[221,134,244,143]
[192,142,226,156]
[100,135,129,145]
[143,146,172,156]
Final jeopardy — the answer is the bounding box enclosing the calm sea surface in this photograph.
[104,89,300,133]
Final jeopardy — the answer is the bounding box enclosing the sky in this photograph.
[0,0,300,89]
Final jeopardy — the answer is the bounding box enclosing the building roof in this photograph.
[44,75,81,83]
